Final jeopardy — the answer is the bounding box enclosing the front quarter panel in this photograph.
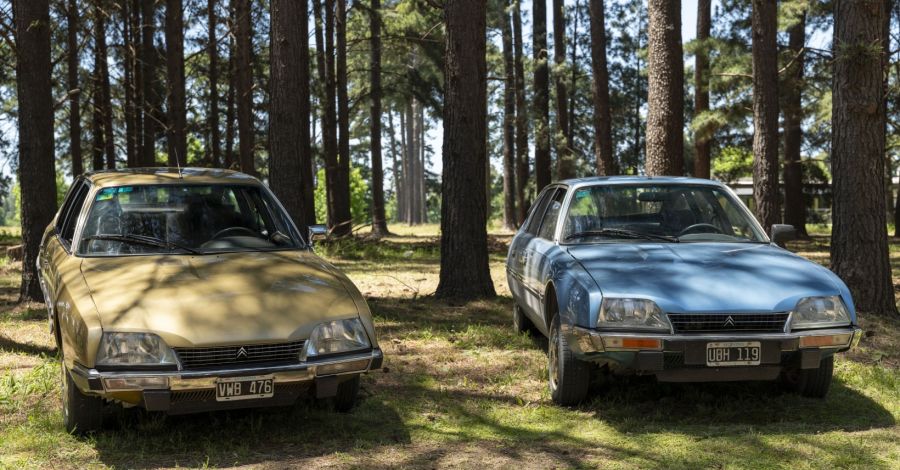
[545,249,602,331]
[51,248,103,370]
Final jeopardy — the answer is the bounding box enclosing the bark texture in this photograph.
[370,0,389,236]
[333,0,352,236]
[436,0,495,300]
[693,0,711,179]
[782,12,808,238]
[589,0,615,176]
[235,0,254,174]
[207,0,221,167]
[501,1,517,230]
[14,0,57,301]
[533,0,551,190]
[645,0,684,176]
[751,0,779,232]
[512,0,529,224]
[140,0,160,166]
[166,0,187,167]
[831,0,897,315]
[66,0,82,177]
[553,0,573,179]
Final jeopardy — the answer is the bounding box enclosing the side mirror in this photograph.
[308,224,328,244]
[770,224,796,248]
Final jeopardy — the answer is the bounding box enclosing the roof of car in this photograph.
[82,167,260,187]
[557,175,726,189]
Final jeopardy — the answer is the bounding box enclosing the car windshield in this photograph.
[562,184,766,243]
[77,184,304,256]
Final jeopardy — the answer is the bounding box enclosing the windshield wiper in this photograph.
[82,234,202,255]
[565,228,679,243]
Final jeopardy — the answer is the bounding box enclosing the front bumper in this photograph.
[566,326,861,382]
[70,348,383,414]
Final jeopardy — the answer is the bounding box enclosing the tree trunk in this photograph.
[92,2,106,172]
[501,1,516,230]
[66,0,82,177]
[567,0,578,147]
[751,0,779,233]
[14,0,57,301]
[140,0,160,166]
[645,0,684,176]
[123,0,137,168]
[387,108,402,221]
[333,0,352,236]
[370,0,388,236]
[782,12,808,238]
[269,0,314,228]
[404,100,415,224]
[234,0,254,174]
[165,0,187,167]
[831,0,897,315]
[589,0,615,176]
[207,0,221,167]
[533,0,551,190]
[512,0,528,224]
[552,0,572,179]
[693,0,711,179]
[224,14,236,170]
[98,3,115,169]
[129,0,143,167]
[315,0,340,232]
[436,0,495,300]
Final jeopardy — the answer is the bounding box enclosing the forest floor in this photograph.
[0,225,898,469]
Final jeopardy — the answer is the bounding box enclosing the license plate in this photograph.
[706,341,761,366]
[215,375,274,401]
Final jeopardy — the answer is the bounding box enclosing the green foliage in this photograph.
[712,146,753,184]
[314,167,370,227]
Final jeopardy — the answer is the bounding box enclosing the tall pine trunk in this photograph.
[66,0,82,177]
[751,0,779,232]
[334,0,352,236]
[645,0,684,176]
[831,0,897,315]
[512,0,529,224]
[91,2,106,171]
[123,0,137,168]
[224,6,236,170]
[207,0,221,167]
[436,0,495,300]
[370,0,389,236]
[589,0,615,176]
[235,0,254,174]
[693,0,711,179]
[552,0,572,179]
[166,0,187,167]
[501,1,516,230]
[140,0,160,166]
[129,0,143,167]
[270,0,314,228]
[782,12,808,238]
[533,0,551,190]
[14,0,57,301]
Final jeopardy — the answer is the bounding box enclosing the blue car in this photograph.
[506,177,861,405]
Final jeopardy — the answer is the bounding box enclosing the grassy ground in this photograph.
[0,227,898,469]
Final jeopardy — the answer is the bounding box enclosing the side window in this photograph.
[524,188,556,235]
[537,189,567,240]
[55,181,83,233]
[60,183,90,245]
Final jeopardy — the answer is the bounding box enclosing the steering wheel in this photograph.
[211,226,258,240]
[678,223,723,236]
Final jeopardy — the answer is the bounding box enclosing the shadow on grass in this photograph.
[0,335,56,356]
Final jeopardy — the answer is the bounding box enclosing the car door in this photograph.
[508,187,555,305]
[522,187,567,331]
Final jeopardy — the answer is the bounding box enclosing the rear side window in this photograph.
[524,188,557,235]
[537,189,567,240]
[60,183,89,245]
[55,181,83,233]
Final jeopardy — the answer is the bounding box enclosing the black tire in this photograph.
[548,315,591,406]
[780,355,834,398]
[513,303,533,334]
[332,374,360,412]
[61,361,103,434]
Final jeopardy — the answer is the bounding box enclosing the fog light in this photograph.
[799,334,852,348]
[316,359,370,376]
[103,376,169,391]
[602,336,662,351]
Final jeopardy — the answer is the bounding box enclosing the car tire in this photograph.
[780,355,834,398]
[548,315,591,406]
[513,303,533,334]
[332,374,360,412]
[61,361,103,434]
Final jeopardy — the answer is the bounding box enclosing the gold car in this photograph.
[37,168,382,434]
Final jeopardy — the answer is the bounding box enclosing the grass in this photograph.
[0,227,898,469]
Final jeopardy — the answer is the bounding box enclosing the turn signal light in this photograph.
[799,334,851,348]
[103,376,169,391]
[603,337,662,350]
[316,359,371,376]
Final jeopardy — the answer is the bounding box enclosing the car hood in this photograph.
[79,250,359,347]
[566,242,842,313]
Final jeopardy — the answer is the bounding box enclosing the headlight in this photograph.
[96,332,178,366]
[302,318,371,360]
[790,296,851,330]
[598,298,671,331]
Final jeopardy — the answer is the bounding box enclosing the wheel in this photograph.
[61,361,103,434]
[780,356,834,398]
[548,315,591,406]
[513,303,533,334]
[332,374,360,412]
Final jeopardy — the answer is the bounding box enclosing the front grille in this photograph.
[668,313,789,333]
[175,340,305,370]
